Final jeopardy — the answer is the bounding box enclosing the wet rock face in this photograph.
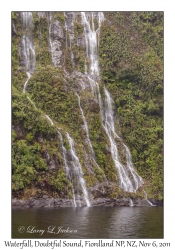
[52,20,64,40]
[41,151,59,170]
[50,20,64,67]
[52,40,63,66]
[64,12,78,35]
[12,197,163,208]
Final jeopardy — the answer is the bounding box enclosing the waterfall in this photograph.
[44,115,89,207]
[103,87,144,192]
[57,130,77,207]
[20,11,90,206]
[21,12,35,73]
[16,11,155,206]
[143,190,154,206]
[129,198,134,207]
[45,115,90,207]
[81,12,104,76]
[76,93,95,157]
[81,12,144,193]
[76,92,106,180]
[66,133,91,207]
[123,143,144,190]
[23,72,31,93]
[21,12,35,94]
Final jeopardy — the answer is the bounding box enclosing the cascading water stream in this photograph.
[75,92,106,180]
[123,143,144,190]
[23,72,31,93]
[81,12,150,197]
[45,115,54,125]
[143,190,154,206]
[75,93,95,158]
[44,115,90,207]
[66,133,91,207]
[129,198,134,207]
[21,12,35,96]
[103,87,144,192]
[18,11,154,206]
[81,12,104,76]
[57,130,77,207]
[21,12,35,73]
[20,12,90,207]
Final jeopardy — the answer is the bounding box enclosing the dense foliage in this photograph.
[99,12,163,199]
[12,12,163,200]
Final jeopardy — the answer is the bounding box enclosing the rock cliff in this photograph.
[12,11,163,206]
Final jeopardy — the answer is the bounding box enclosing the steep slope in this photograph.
[12,11,163,206]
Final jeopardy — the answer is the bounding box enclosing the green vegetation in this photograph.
[99,12,163,199]
[12,12,163,201]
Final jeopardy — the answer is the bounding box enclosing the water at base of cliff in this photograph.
[12,207,163,238]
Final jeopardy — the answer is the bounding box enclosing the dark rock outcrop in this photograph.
[88,99,100,113]
[12,197,163,208]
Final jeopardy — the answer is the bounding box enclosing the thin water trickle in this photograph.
[23,72,31,93]
[27,96,37,109]
[66,132,91,207]
[57,130,77,207]
[76,92,106,180]
[143,190,154,206]
[45,115,54,126]
[129,198,134,207]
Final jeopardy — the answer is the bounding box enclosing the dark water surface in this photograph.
[12,207,163,239]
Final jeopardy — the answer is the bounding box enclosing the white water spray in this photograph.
[76,92,106,179]
[81,12,104,76]
[103,87,144,192]
[23,72,31,93]
[143,190,154,206]
[57,130,77,207]
[45,115,54,126]
[81,11,144,193]
[66,132,91,207]
[21,12,35,73]
[44,114,89,207]
[21,12,35,95]
[129,198,134,207]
